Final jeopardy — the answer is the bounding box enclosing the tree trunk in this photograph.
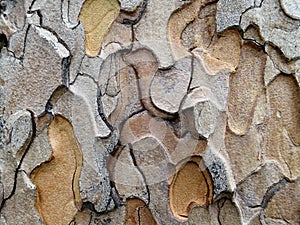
[0,0,299,224]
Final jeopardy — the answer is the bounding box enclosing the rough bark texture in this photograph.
[0,0,299,224]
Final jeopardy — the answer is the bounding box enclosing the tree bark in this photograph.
[0,0,299,224]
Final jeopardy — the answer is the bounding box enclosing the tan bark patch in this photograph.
[31,115,83,225]
[169,156,213,221]
[120,112,179,157]
[263,178,300,224]
[265,75,300,178]
[168,0,202,59]
[125,198,157,225]
[227,42,266,135]
[193,29,241,75]
[208,29,242,71]
[267,75,300,146]
[79,0,120,57]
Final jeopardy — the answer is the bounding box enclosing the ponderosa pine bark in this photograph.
[0,0,299,224]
